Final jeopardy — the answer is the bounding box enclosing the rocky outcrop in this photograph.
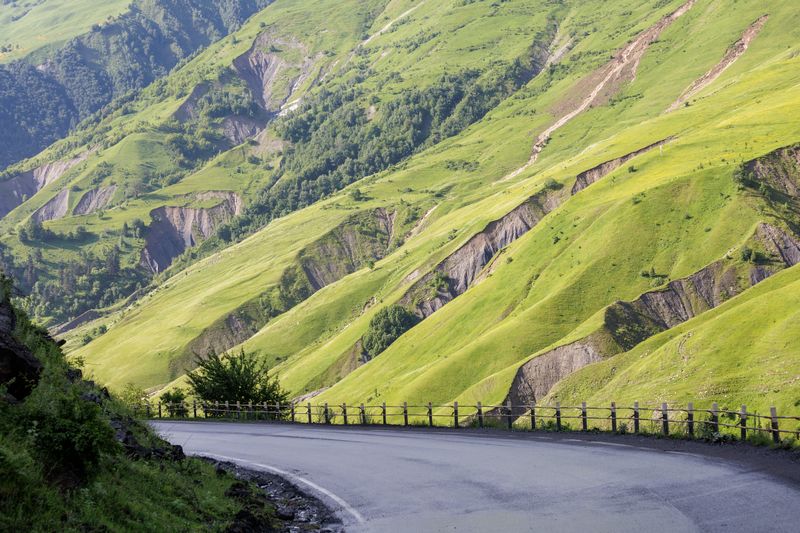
[233,33,318,114]
[401,187,564,318]
[173,83,210,123]
[743,144,800,197]
[178,208,399,365]
[501,222,800,415]
[222,116,265,145]
[667,15,768,112]
[32,188,70,222]
[0,291,42,402]
[0,152,89,219]
[756,222,800,267]
[73,185,117,216]
[503,339,604,415]
[300,208,395,291]
[572,138,673,194]
[140,192,243,273]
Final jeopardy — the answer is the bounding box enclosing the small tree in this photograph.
[187,350,288,416]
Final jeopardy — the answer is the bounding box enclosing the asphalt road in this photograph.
[152,421,800,532]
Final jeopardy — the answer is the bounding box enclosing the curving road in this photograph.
[153,421,800,532]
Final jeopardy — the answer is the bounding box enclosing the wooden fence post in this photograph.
[555,402,562,431]
[146,402,151,418]
[307,402,312,424]
[662,403,669,435]
[291,402,296,423]
[403,402,409,427]
[739,405,747,441]
[477,402,484,428]
[633,401,640,433]
[324,403,330,424]
[454,401,459,428]
[428,402,434,427]
[506,400,513,430]
[711,402,719,433]
[158,402,162,418]
[360,403,366,425]
[342,403,348,426]
[382,402,387,425]
[610,402,617,432]
[770,406,780,444]
[581,402,588,431]
[248,402,253,421]
[275,402,280,421]
[193,400,197,419]
[224,401,230,418]
[530,404,536,431]
[236,401,242,420]
[687,402,694,437]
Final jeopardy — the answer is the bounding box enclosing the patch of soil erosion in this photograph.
[175,208,397,371]
[140,192,243,273]
[31,188,70,222]
[0,151,89,219]
[667,15,768,112]
[73,185,117,215]
[501,145,800,416]
[501,0,694,181]
[208,460,343,533]
[402,138,670,319]
[572,137,672,194]
[232,31,320,115]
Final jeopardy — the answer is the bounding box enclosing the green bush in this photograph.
[187,350,288,407]
[362,305,420,359]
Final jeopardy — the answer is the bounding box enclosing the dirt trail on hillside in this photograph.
[667,15,768,112]
[499,0,695,182]
[363,2,427,46]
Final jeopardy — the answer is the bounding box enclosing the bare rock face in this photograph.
[572,137,672,194]
[745,144,800,197]
[502,222,800,415]
[496,338,604,418]
[299,208,395,291]
[233,32,319,115]
[0,152,89,219]
[402,188,564,318]
[31,188,70,222]
[172,83,210,123]
[756,223,800,267]
[0,295,42,402]
[140,192,243,273]
[73,185,117,216]
[222,116,265,145]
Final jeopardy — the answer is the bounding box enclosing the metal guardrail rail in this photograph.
[140,399,800,445]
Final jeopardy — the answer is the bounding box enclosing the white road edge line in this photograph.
[201,452,367,525]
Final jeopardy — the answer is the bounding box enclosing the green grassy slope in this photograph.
[0,0,130,63]
[547,263,800,414]
[0,277,271,531]
[41,0,800,414]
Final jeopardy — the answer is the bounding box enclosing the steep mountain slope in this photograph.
[0,0,271,170]
[4,0,799,414]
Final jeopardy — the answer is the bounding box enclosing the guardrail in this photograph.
[139,399,800,445]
